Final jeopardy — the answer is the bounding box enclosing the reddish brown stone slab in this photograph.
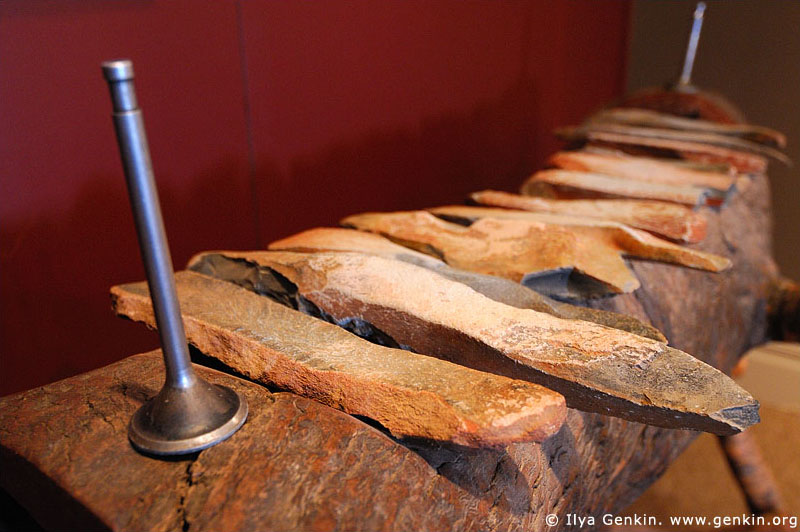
[111,272,565,447]
[0,351,701,532]
[470,189,707,243]
[558,123,790,165]
[588,108,787,149]
[189,249,758,435]
[548,150,735,191]
[341,210,729,297]
[268,227,667,341]
[562,130,769,174]
[522,169,720,206]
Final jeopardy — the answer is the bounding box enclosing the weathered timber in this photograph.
[111,271,566,447]
[548,150,735,191]
[565,131,769,174]
[589,108,786,149]
[341,210,729,297]
[522,169,722,206]
[267,227,666,341]
[470,189,707,243]
[189,249,759,435]
[558,123,790,165]
[720,432,787,516]
[0,351,702,532]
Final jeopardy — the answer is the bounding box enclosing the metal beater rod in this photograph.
[677,2,706,88]
[101,60,196,390]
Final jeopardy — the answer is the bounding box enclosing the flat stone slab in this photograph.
[560,129,769,174]
[469,190,708,243]
[111,272,565,447]
[341,210,729,297]
[547,150,735,191]
[588,108,786,149]
[189,250,758,435]
[268,226,666,341]
[522,169,720,206]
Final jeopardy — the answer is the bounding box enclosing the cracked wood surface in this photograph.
[0,352,695,532]
[547,150,736,191]
[267,227,666,341]
[522,169,721,206]
[341,210,729,297]
[469,190,707,243]
[111,271,566,447]
[189,249,757,435]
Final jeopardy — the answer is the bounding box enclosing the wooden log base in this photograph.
[0,351,706,531]
[268,227,667,341]
[189,250,759,435]
[111,272,566,447]
[341,210,729,298]
[469,189,707,243]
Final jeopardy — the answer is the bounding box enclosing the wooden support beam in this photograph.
[268,227,667,341]
[469,190,707,243]
[111,271,566,447]
[189,250,759,435]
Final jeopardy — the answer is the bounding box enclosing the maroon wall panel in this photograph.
[0,1,256,395]
[0,1,629,396]
[241,1,630,245]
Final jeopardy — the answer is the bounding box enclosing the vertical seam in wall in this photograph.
[621,0,635,94]
[236,0,262,249]
[518,1,535,175]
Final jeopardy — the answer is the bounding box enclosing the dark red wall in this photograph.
[0,1,630,396]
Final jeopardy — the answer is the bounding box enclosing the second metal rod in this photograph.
[102,60,196,389]
[678,2,706,88]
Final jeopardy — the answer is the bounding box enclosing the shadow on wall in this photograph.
[0,78,560,396]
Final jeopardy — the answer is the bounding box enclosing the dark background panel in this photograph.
[0,0,630,395]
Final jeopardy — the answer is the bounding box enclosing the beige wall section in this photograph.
[628,1,800,279]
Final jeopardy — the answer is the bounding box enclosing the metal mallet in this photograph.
[102,59,247,456]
